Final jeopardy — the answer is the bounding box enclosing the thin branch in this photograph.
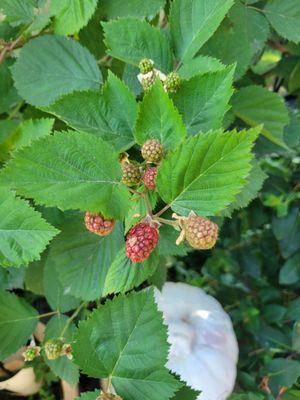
[156,217,179,228]
[142,191,152,216]
[154,203,171,218]
[38,310,60,319]
[60,302,87,338]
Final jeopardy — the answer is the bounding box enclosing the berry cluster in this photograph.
[137,58,180,93]
[83,136,218,264]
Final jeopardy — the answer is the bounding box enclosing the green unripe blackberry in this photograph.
[121,162,141,186]
[139,58,154,74]
[140,73,156,92]
[141,139,164,163]
[165,72,181,93]
[44,339,63,360]
[23,346,40,362]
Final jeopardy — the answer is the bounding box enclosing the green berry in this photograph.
[141,73,156,92]
[121,162,141,186]
[23,346,41,362]
[165,72,181,93]
[141,139,164,163]
[44,339,63,360]
[139,58,154,74]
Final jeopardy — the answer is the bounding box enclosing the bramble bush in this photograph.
[0,0,299,399]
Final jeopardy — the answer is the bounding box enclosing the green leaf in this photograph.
[135,80,186,150]
[171,385,200,400]
[279,253,300,285]
[25,259,45,296]
[101,0,165,18]
[178,55,225,79]
[46,215,124,301]
[0,290,38,360]
[231,86,290,147]
[292,321,300,351]
[51,0,97,35]
[6,118,54,152]
[172,66,234,135]
[0,0,36,26]
[0,189,59,267]
[263,359,300,393]
[0,119,19,162]
[272,207,300,259]
[264,0,300,44]
[125,190,157,232]
[103,247,159,296]
[223,162,267,216]
[170,0,234,62]
[103,18,173,72]
[201,2,269,79]
[73,290,181,400]
[157,225,188,257]
[44,253,81,313]
[76,391,100,400]
[44,315,79,385]
[0,0,50,31]
[45,72,137,152]
[0,60,20,114]
[157,127,259,217]
[0,131,130,219]
[11,35,102,106]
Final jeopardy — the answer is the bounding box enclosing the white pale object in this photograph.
[154,282,239,400]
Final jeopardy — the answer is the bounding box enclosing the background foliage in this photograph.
[0,0,299,399]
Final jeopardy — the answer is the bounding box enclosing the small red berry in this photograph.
[143,167,157,190]
[84,212,115,236]
[126,223,159,263]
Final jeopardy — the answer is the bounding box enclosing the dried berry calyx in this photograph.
[44,339,64,360]
[143,167,157,190]
[141,139,164,163]
[121,161,141,186]
[126,222,159,263]
[23,345,41,362]
[182,212,218,250]
[164,72,181,93]
[139,58,154,74]
[85,212,115,236]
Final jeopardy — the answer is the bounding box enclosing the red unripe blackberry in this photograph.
[143,167,157,190]
[84,212,115,236]
[126,223,159,263]
[184,215,218,250]
[141,139,164,163]
[121,161,141,186]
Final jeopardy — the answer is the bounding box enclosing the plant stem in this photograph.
[60,302,87,338]
[142,191,152,216]
[154,204,171,218]
[38,310,60,319]
[128,188,141,196]
[7,101,24,120]
[156,217,179,228]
